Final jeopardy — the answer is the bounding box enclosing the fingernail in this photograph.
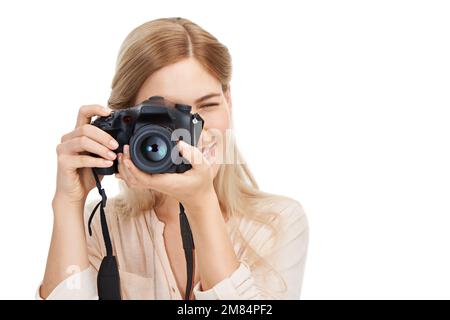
[103,106,111,113]
[107,151,116,159]
[104,160,113,166]
[110,139,119,148]
[124,145,129,156]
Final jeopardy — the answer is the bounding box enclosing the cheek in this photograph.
[202,109,230,134]
[204,110,230,136]
[201,109,230,142]
[198,109,231,176]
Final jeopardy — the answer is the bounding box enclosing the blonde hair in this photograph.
[108,17,289,293]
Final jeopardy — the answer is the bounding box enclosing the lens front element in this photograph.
[141,136,168,162]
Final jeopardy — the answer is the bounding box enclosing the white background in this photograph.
[0,0,449,299]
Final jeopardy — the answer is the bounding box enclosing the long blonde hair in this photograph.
[108,17,289,292]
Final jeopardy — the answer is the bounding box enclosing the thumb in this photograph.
[177,140,206,168]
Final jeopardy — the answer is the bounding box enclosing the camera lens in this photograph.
[141,136,168,162]
[130,124,176,173]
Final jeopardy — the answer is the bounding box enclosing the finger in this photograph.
[122,144,178,189]
[177,140,207,169]
[123,158,149,188]
[122,157,137,183]
[76,105,112,128]
[117,154,129,182]
[59,154,113,170]
[123,156,172,190]
[122,145,135,175]
[123,144,130,160]
[118,153,137,187]
[57,136,117,161]
[61,124,119,150]
[117,154,127,178]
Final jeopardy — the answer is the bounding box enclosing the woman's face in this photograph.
[134,57,232,178]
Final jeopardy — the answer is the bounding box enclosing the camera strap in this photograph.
[88,169,121,300]
[88,169,196,300]
[179,202,195,300]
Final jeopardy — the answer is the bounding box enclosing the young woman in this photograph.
[39,17,309,300]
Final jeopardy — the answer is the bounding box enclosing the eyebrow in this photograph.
[195,92,221,104]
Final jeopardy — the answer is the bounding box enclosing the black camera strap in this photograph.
[179,202,195,300]
[88,169,196,300]
[88,169,121,300]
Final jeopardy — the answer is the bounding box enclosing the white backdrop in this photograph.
[0,0,449,299]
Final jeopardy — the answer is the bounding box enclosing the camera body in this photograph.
[91,96,204,175]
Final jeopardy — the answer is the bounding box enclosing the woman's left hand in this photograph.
[116,140,218,217]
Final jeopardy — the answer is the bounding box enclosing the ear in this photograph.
[224,85,232,114]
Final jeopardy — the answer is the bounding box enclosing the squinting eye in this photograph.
[200,103,219,109]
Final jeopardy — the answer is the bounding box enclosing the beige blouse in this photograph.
[37,196,309,300]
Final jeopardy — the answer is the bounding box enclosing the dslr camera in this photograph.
[91,96,204,175]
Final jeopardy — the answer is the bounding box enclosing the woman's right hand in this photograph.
[54,105,119,206]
